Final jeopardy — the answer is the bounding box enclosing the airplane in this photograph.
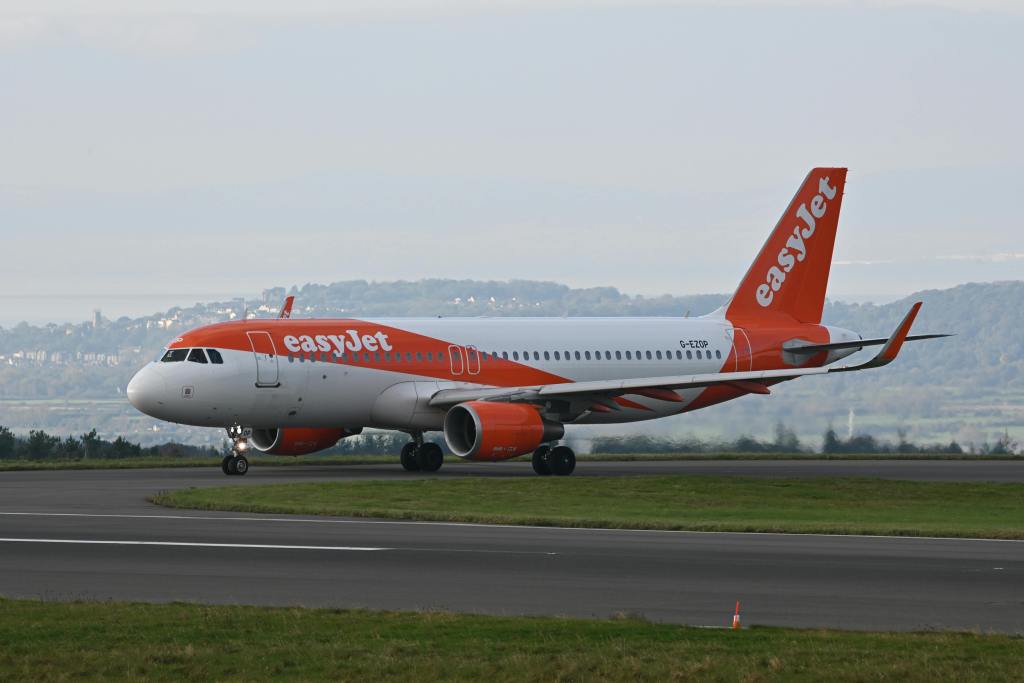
[127,167,947,476]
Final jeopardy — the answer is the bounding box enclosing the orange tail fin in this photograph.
[726,167,847,325]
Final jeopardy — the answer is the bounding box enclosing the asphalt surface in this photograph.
[1,459,1023,632]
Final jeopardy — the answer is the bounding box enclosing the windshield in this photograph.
[160,348,188,363]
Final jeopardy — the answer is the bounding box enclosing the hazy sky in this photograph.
[2,1,1022,325]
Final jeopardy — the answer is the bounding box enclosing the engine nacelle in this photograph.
[444,402,564,461]
[249,427,361,456]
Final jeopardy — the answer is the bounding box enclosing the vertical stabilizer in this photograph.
[726,167,847,324]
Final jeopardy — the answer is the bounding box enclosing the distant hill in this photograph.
[0,279,1020,448]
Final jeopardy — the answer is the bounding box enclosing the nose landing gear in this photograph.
[222,426,251,476]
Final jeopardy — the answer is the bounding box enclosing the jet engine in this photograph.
[444,402,564,461]
[249,427,361,456]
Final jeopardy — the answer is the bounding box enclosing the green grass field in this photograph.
[1,599,1021,682]
[153,475,1024,539]
[1,451,1017,472]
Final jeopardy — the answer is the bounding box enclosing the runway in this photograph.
[1,460,1023,632]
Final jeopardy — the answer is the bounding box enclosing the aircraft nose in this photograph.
[127,366,168,418]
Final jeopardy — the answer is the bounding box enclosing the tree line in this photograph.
[2,423,1018,461]
[0,426,227,461]
[590,423,1020,456]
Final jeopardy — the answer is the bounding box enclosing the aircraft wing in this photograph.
[429,302,928,408]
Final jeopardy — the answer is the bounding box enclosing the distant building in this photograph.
[93,309,103,329]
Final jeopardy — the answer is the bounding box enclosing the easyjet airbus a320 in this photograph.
[127,168,946,476]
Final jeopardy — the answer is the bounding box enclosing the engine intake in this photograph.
[444,402,563,461]
[249,427,361,456]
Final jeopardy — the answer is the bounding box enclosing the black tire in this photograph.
[400,442,421,471]
[221,455,233,475]
[532,446,552,476]
[549,446,575,476]
[417,442,444,473]
[225,457,238,475]
[233,456,249,475]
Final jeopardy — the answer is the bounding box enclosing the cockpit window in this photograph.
[187,348,208,364]
[207,349,224,364]
[161,349,188,363]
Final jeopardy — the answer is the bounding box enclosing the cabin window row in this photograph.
[285,348,722,364]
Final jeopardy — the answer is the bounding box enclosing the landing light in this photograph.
[236,441,248,451]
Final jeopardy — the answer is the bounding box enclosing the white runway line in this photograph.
[1,510,1023,543]
[0,538,389,551]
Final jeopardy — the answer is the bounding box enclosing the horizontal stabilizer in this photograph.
[787,333,951,355]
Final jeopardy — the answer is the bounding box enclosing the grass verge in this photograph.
[153,475,1024,539]
[1,599,1021,682]
[2,452,1019,471]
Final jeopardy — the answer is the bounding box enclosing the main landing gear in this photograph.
[400,434,444,473]
[222,426,250,476]
[532,444,575,476]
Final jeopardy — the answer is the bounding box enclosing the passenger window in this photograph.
[416,352,423,362]
[615,350,622,360]
[605,351,611,360]
[160,349,188,363]
[686,350,692,359]
[575,351,581,360]
[187,348,208,364]
[696,350,702,359]
[375,352,381,362]
[553,351,560,360]
[207,349,224,364]
[405,352,412,362]
[288,355,294,363]
[716,350,722,359]
[645,350,652,360]
[625,351,632,360]
[656,350,663,360]
[585,351,591,360]
[544,351,550,361]
[501,351,508,360]
[363,352,371,362]
[676,350,682,360]
[594,350,601,359]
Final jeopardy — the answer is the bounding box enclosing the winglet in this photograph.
[834,301,922,372]
[278,296,295,319]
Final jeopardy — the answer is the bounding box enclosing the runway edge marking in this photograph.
[0,537,389,551]
[2,511,1023,544]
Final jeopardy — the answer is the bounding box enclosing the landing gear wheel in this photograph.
[233,455,249,475]
[416,442,444,473]
[400,442,421,471]
[532,446,552,476]
[548,446,576,476]
[221,455,234,475]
